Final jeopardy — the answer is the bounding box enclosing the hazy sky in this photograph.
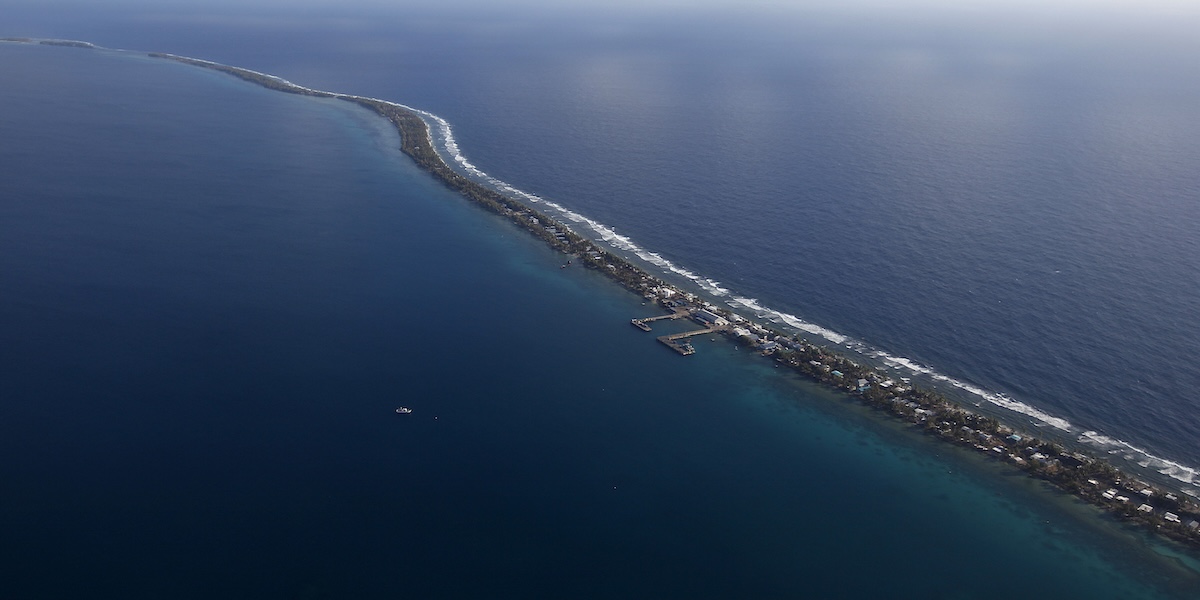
[7,0,1200,19]
[7,0,1199,43]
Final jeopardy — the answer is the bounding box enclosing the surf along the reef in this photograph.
[17,37,1195,549]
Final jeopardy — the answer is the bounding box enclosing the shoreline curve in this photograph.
[9,36,1200,556]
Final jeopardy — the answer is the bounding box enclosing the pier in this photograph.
[630,307,690,332]
[658,336,696,355]
[632,305,727,356]
[657,328,720,356]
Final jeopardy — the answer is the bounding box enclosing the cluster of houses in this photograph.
[339,73,1200,552]
[632,286,1200,548]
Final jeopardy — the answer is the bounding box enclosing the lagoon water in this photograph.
[34,1,1200,486]
[3,2,1200,597]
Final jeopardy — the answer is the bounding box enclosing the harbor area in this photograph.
[631,302,729,356]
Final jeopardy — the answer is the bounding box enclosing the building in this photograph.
[693,309,729,327]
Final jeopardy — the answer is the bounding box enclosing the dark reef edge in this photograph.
[8,38,1200,556]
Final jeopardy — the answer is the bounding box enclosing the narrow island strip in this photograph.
[44,44,1199,553]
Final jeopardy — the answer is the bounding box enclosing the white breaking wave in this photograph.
[724,296,1073,431]
[162,59,1090,456]
[41,39,1200,495]
[419,113,737,298]
[356,98,1101,462]
[1079,431,1200,491]
[155,49,1200,495]
[728,296,849,344]
[413,109,1200,492]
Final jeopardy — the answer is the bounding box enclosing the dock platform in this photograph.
[630,307,690,332]
[658,336,696,355]
[656,327,718,356]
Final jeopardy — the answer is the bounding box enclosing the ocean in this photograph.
[3,2,1200,597]
[37,1,1200,487]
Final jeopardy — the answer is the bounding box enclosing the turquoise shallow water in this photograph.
[3,42,1200,598]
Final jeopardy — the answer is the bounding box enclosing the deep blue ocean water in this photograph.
[3,2,1200,597]
[14,1,1196,488]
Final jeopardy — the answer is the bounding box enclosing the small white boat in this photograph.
[395,407,413,414]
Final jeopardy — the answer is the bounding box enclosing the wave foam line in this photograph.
[314,66,1200,495]
[421,114,734,298]
[394,100,1105,455]
[319,87,1156,476]
[322,87,1200,495]
[277,69,1200,495]
[726,294,1075,431]
[67,40,1200,493]
[1079,431,1200,490]
[851,344,1198,492]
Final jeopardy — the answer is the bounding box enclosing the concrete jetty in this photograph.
[630,307,690,332]
[658,336,696,355]
[656,327,718,356]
